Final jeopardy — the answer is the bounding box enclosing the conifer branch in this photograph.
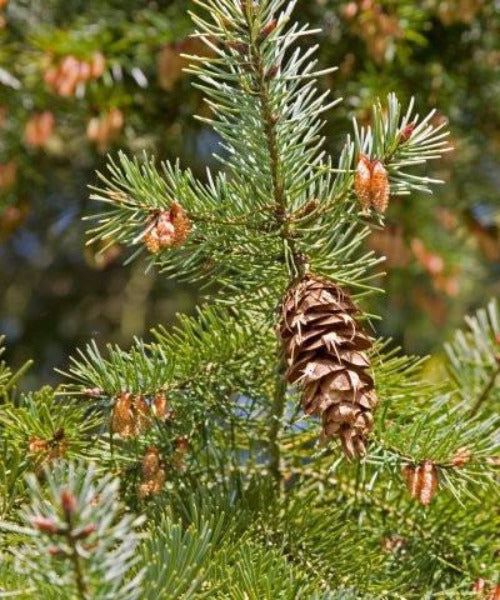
[238,2,303,490]
[349,93,452,198]
[1,463,144,599]
[0,336,32,404]
[470,363,500,417]
[64,508,88,600]
[445,299,499,414]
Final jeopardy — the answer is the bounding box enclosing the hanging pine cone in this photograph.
[279,274,377,459]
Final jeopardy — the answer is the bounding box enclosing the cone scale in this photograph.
[279,274,377,459]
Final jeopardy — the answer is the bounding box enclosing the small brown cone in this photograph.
[111,393,151,437]
[279,274,377,459]
[132,396,151,433]
[144,211,175,253]
[111,393,134,436]
[402,460,438,505]
[354,154,372,211]
[354,154,390,213]
[139,447,166,498]
[170,201,191,246]
[152,393,167,419]
[370,160,390,213]
[28,429,67,463]
[143,202,190,254]
[28,436,49,455]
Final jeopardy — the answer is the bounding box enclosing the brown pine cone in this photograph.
[279,274,377,459]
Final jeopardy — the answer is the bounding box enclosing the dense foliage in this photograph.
[0,1,498,598]
[0,0,498,387]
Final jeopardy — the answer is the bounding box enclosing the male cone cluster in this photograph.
[28,428,67,465]
[111,392,168,437]
[139,447,166,498]
[143,201,191,254]
[354,154,390,213]
[279,274,377,459]
[402,460,438,505]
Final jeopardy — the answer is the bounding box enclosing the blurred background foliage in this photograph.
[0,0,498,388]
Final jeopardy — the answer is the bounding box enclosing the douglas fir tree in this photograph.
[1,1,498,598]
